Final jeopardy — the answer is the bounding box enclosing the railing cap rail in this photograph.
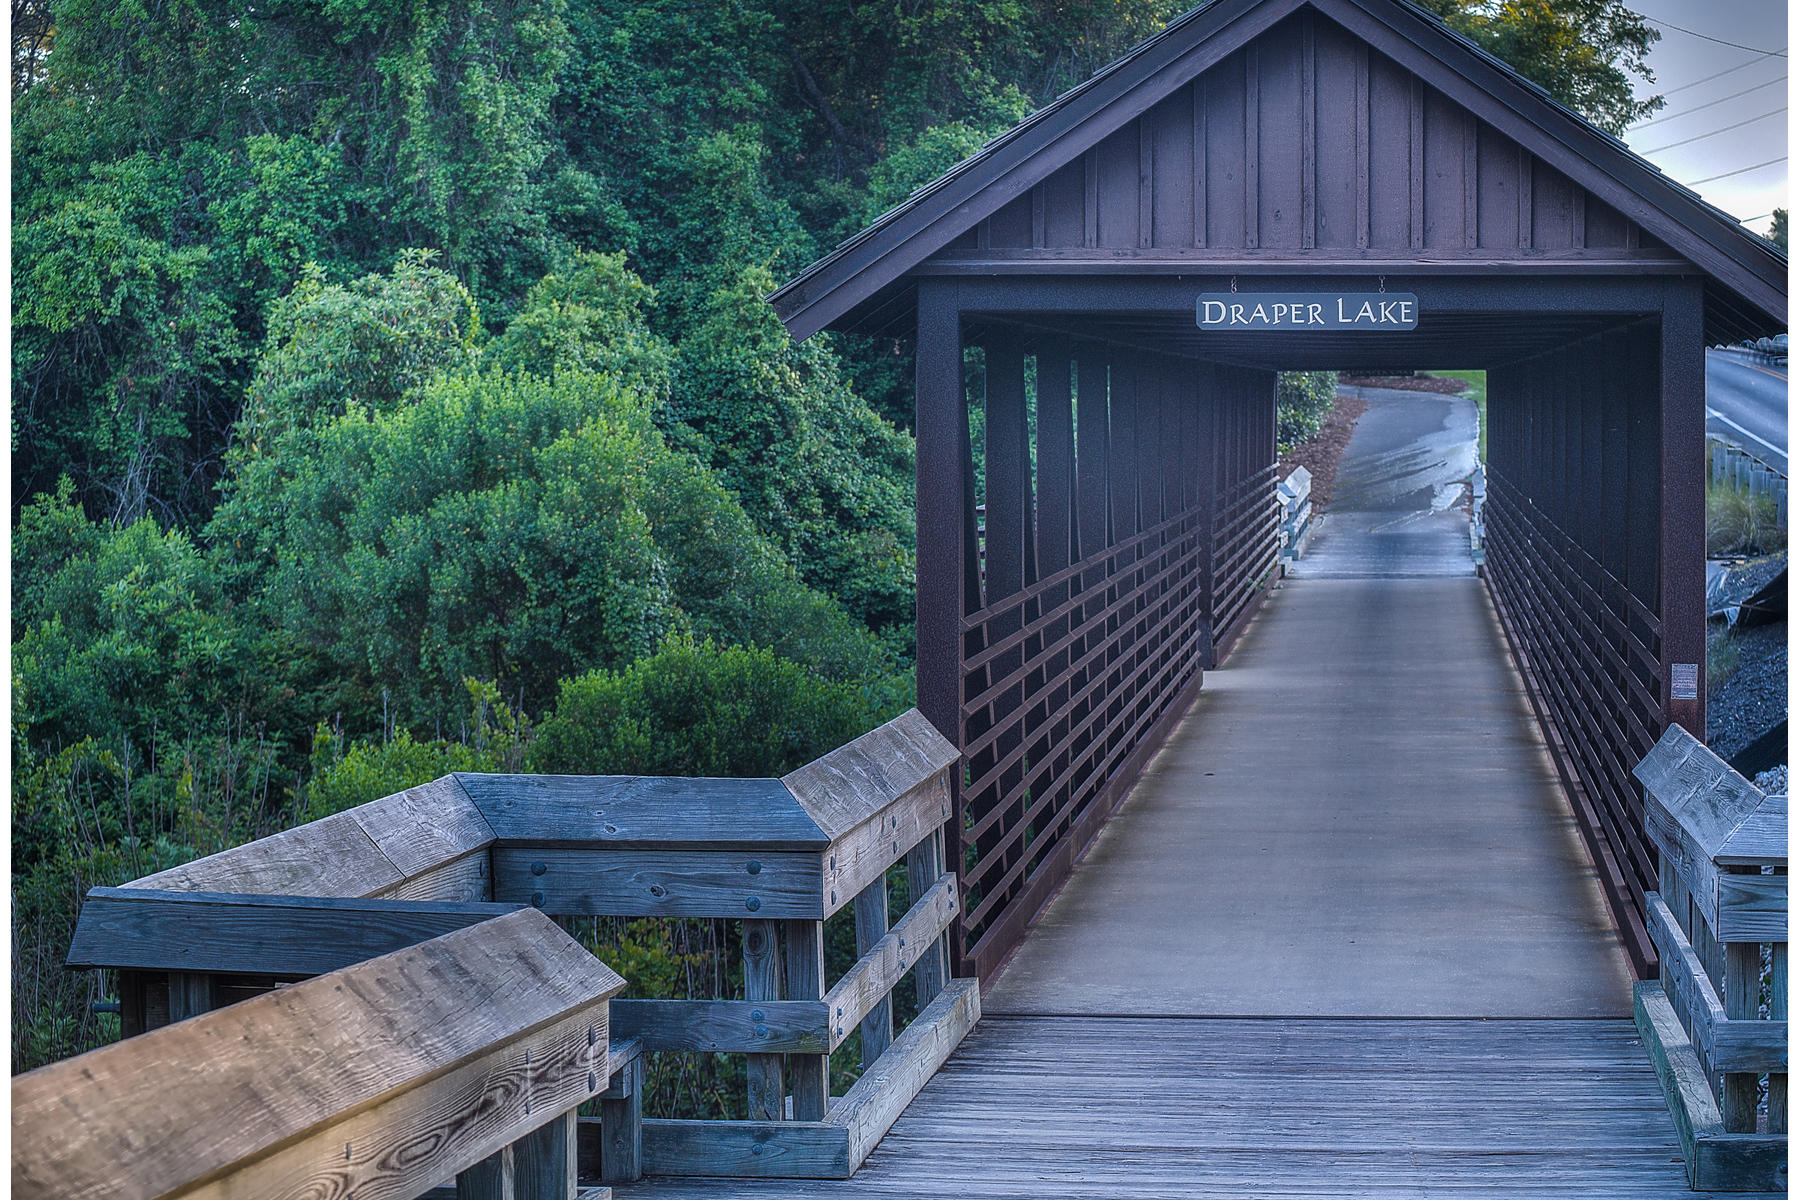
[1634,724,1785,867]
[15,909,623,1200]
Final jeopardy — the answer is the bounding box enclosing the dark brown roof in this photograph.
[770,0,1785,343]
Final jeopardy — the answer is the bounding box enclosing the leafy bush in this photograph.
[529,636,902,777]
[1276,371,1339,455]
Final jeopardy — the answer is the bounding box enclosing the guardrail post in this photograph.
[743,919,786,1120]
[785,918,830,1120]
[852,881,894,1064]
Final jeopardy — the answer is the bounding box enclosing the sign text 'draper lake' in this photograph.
[1196,293,1419,331]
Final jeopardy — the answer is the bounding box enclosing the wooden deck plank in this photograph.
[615,1016,1751,1199]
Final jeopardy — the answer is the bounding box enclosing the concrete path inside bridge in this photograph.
[620,383,1723,1200]
[982,381,1636,1017]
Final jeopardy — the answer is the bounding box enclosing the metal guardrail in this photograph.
[1710,439,1787,526]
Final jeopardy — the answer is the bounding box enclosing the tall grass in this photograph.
[1707,483,1787,557]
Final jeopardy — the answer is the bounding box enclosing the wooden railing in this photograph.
[1631,725,1786,1192]
[46,710,980,1188]
[1485,470,1665,970]
[15,910,626,1200]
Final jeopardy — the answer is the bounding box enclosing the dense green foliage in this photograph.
[13,0,1668,1082]
[1417,0,1661,133]
[1276,371,1340,455]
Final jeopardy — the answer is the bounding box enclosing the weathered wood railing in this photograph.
[1631,725,1786,1191]
[56,709,978,1185]
[15,910,625,1200]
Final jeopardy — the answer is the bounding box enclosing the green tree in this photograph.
[1416,0,1661,132]
[674,267,917,640]
[1769,209,1787,253]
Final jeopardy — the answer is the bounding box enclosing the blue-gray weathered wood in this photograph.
[491,848,822,920]
[66,888,523,975]
[457,774,829,850]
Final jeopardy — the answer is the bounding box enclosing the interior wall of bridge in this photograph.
[916,273,1705,982]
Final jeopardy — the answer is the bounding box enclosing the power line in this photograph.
[1657,50,1788,98]
[1644,17,1787,57]
[1684,156,1787,186]
[1640,107,1786,154]
[1740,212,1774,223]
[1632,75,1785,128]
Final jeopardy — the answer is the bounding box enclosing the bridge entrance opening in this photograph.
[768,0,1784,990]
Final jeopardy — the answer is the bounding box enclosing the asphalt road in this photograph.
[1706,347,1787,475]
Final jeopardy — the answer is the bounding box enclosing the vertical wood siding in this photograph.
[961,11,1639,260]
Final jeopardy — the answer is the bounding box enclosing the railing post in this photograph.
[743,919,786,1120]
[905,829,949,1008]
[784,918,829,1120]
[852,881,893,1064]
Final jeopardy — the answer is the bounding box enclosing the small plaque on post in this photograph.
[1670,662,1699,701]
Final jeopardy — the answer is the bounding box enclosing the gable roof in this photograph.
[770,0,1785,343]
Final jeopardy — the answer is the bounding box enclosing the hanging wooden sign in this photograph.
[1196,293,1420,331]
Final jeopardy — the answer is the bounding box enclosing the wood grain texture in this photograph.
[823,872,959,1051]
[492,848,821,920]
[831,977,980,1171]
[851,880,893,1065]
[818,781,950,918]
[743,919,786,1122]
[621,1013,1708,1199]
[350,776,495,878]
[457,774,827,850]
[785,919,831,1120]
[377,847,494,903]
[126,809,404,898]
[639,1119,849,1179]
[595,1052,644,1183]
[14,910,622,1200]
[67,888,523,975]
[780,710,958,842]
[904,831,950,1007]
[609,1000,828,1054]
[1648,892,1787,1075]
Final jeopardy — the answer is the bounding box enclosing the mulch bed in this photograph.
[1278,388,1368,510]
[1339,373,1469,395]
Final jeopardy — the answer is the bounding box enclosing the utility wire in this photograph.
[1640,108,1786,154]
[1684,156,1787,186]
[1644,17,1787,57]
[1740,212,1773,223]
[1657,50,1788,98]
[1632,75,1785,128]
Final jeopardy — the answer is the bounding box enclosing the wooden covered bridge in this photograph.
[13,0,1788,1196]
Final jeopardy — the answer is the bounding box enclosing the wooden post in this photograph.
[852,881,893,1066]
[905,830,950,1008]
[1722,933,1760,1130]
[512,1110,578,1200]
[457,1143,514,1199]
[166,972,216,1023]
[1659,279,1706,738]
[913,279,968,973]
[743,919,785,1120]
[1771,941,1788,1134]
[598,1054,644,1183]
[783,919,829,1120]
[117,970,148,1038]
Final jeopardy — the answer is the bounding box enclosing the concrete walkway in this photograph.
[983,384,1636,1017]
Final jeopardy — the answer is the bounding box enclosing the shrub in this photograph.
[528,636,901,778]
[1276,370,1338,454]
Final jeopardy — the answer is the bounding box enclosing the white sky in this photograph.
[1620,0,1788,238]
